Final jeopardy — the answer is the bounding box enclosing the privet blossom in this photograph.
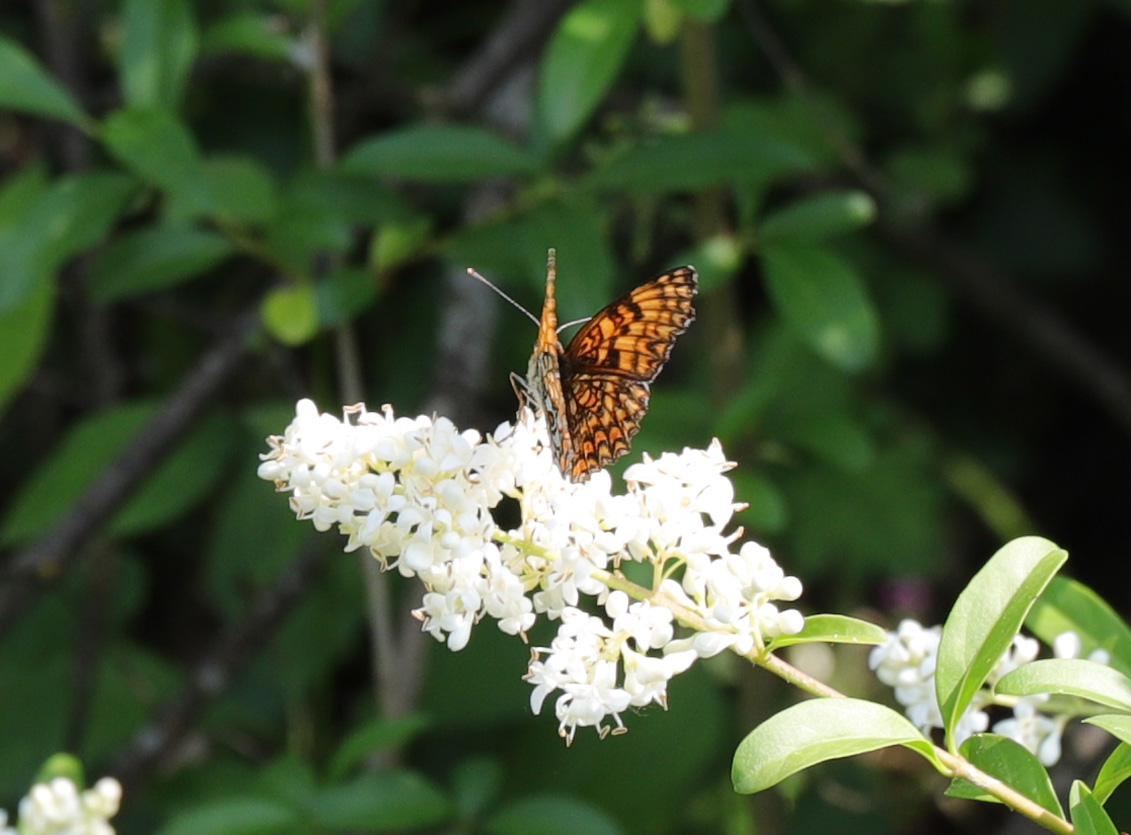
[0,777,122,835]
[869,619,1111,765]
[259,399,804,742]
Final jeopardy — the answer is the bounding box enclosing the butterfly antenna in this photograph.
[557,316,592,332]
[465,267,541,328]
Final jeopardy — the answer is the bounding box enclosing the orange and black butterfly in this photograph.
[508,250,697,482]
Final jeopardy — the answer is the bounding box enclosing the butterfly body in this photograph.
[512,250,697,482]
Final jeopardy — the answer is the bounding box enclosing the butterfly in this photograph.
[510,250,697,482]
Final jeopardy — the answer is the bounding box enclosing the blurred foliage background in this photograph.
[2,0,1131,832]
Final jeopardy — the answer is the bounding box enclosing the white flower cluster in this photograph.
[260,399,805,742]
[0,777,121,835]
[869,619,1107,765]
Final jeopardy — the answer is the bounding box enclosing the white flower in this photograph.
[263,401,805,741]
[11,776,121,835]
[994,697,1063,766]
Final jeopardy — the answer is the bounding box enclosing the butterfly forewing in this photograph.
[563,266,698,382]
[522,263,697,482]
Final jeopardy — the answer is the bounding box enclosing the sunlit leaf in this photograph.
[732,698,939,794]
[935,537,1067,745]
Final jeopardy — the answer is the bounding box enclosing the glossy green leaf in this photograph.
[201,12,294,61]
[537,0,640,144]
[732,698,939,794]
[487,795,625,835]
[762,241,880,371]
[203,156,280,225]
[100,107,210,215]
[0,171,138,315]
[262,284,320,345]
[340,125,540,183]
[671,234,743,295]
[0,36,88,126]
[760,190,877,242]
[327,715,431,780]
[1027,576,1131,677]
[998,659,1131,712]
[1069,781,1119,835]
[1090,737,1131,804]
[947,734,1062,817]
[90,227,235,301]
[309,771,451,830]
[156,798,299,835]
[0,279,53,415]
[935,536,1067,745]
[120,0,199,109]
[767,614,888,649]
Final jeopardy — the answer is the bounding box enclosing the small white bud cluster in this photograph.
[0,777,122,835]
[869,619,1107,765]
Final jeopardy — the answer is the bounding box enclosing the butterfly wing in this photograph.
[561,266,698,480]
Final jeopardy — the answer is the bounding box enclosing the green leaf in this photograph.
[486,795,625,835]
[761,242,880,371]
[767,614,889,650]
[156,798,299,835]
[0,162,49,230]
[90,227,234,302]
[203,156,280,225]
[998,659,1131,712]
[1027,576,1131,678]
[669,0,731,22]
[201,12,294,61]
[1069,781,1119,835]
[309,771,451,830]
[1090,738,1131,804]
[120,0,199,110]
[0,171,138,315]
[0,37,88,126]
[671,234,743,296]
[327,715,431,780]
[340,125,541,183]
[316,267,379,327]
[100,107,210,215]
[262,284,320,345]
[537,0,641,144]
[935,536,1067,746]
[588,128,812,193]
[760,190,877,242]
[947,734,1063,817]
[0,405,236,544]
[109,413,237,537]
[732,698,938,794]
[0,279,53,415]
[773,410,875,471]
